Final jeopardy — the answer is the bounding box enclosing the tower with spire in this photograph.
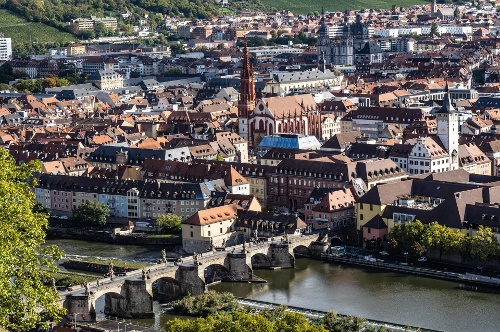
[436,81,459,170]
[238,35,256,145]
[432,0,437,15]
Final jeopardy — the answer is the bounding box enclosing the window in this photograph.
[208,231,211,236]
[220,228,223,234]
[360,214,364,221]
[359,203,363,210]
[190,231,193,237]
[368,227,371,234]
[369,204,373,211]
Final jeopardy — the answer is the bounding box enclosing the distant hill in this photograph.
[257,0,429,15]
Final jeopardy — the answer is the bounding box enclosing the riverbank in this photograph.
[47,228,182,246]
[317,254,500,289]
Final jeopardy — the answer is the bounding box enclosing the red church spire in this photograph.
[238,35,256,119]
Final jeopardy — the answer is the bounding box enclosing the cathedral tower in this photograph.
[238,36,256,144]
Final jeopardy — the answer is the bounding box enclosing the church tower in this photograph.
[436,81,459,170]
[432,0,437,15]
[238,35,256,145]
[316,8,331,65]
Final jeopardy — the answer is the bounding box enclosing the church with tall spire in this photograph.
[238,36,256,145]
[237,35,323,150]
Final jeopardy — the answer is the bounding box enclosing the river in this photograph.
[48,239,500,332]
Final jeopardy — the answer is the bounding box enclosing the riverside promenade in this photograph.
[319,254,500,288]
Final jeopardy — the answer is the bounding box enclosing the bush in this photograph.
[169,290,241,317]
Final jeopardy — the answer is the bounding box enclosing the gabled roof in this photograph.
[182,204,241,226]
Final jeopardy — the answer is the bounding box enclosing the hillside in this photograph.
[253,0,428,15]
[0,9,75,44]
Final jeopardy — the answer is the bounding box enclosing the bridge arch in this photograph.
[251,253,271,269]
[293,245,311,257]
[94,291,127,318]
[153,276,183,301]
[204,264,230,284]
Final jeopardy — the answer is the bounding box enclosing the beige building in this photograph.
[87,69,123,90]
[67,43,86,55]
[71,16,118,31]
[321,114,341,141]
[459,143,491,176]
[182,204,242,253]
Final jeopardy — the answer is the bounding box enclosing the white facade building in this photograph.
[0,35,12,61]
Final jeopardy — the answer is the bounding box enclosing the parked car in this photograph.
[59,215,69,220]
[418,257,427,262]
[379,251,389,256]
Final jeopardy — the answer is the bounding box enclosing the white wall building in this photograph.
[0,35,12,61]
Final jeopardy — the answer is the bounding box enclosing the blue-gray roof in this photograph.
[258,134,321,150]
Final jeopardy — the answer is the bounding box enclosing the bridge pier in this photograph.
[227,251,253,281]
[176,264,206,296]
[64,295,94,322]
[268,243,295,269]
[120,280,154,318]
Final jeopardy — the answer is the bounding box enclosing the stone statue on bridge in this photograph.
[50,277,56,291]
[142,269,146,280]
[108,262,114,280]
[161,249,167,263]
[84,281,89,295]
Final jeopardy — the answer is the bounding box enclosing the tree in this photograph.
[454,7,461,19]
[212,152,224,161]
[166,308,327,332]
[170,290,241,317]
[0,149,64,330]
[170,43,186,56]
[72,200,110,227]
[157,213,182,233]
[430,22,440,37]
[470,226,500,262]
[388,220,426,256]
[423,222,458,261]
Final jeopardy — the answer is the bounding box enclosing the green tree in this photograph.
[170,290,241,317]
[170,43,186,55]
[157,213,182,233]
[13,79,43,93]
[454,7,461,19]
[470,226,500,262]
[0,149,65,330]
[166,308,327,332]
[423,222,461,261]
[388,220,426,256]
[430,22,440,37]
[316,312,367,332]
[72,200,110,227]
[212,152,224,161]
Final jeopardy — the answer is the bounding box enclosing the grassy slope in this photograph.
[0,9,75,44]
[258,0,428,15]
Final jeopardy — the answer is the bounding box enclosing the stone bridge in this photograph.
[58,234,323,321]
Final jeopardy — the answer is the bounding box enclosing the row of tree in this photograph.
[167,291,389,332]
[389,221,500,263]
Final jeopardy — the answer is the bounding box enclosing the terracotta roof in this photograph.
[182,204,241,226]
